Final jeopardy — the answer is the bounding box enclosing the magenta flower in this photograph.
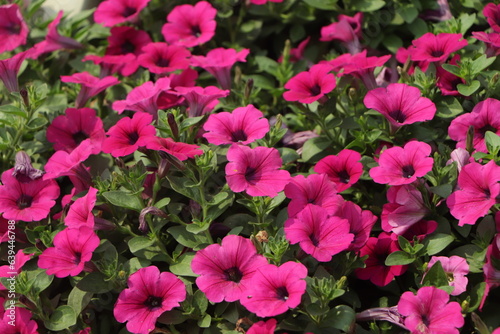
[320,12,363,53]
[409,33,467,64]
[436,55,465,96]
[335,200,377,252]
[46,107,105,155]
[424,256,469,296]
[314,149,363,192]
[38,226,100,277]
[202,104,270,145]
[448,98,500,153]
[157,68,199,110]
[30,11,82,59]
[60,72,119,108]
[400,219,437,242]
[161,1,216,48]
[94,0,150,27]
[0,168,59,222]
[247,318,277,334]
[0,49,31,93]
[114,266,186,334]
[112,78,171,117]
[107,26,152,56]
[472,31,500,57]
[446,160,500,226]
[355,232,407,287]
[484,3,500,32]
[64,187,98,228]
[0,249,32,290]
[481,235,500,309]
[102,112,157,157]
[369,141,434,186]
[137,42,191,75]
[0,4,28,54]
[225,144,291,197]
[381,185,430,235]
[396,45,429,74]
[174,86,230,117]
[398,286,464,333]
[191,235,268,303]
[284,173,344,218]
[278,37,310,63]
[283,64,336,104]
[0,306,38,334]
[240,261,307,317]
[364,83,436,129]
[285,204,353,262]
[146,137,203,161]
[340,50,391,90]
[190,47,250,89]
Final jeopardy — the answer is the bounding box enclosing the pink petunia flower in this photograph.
[225,144,291,197]
[137,42,191,75]
[101,112,157,157]
[157,68,199,110]
[381,185,430,235]
[112,78,171,117]
[424,256,469,296]
[395,45,429,74]
[284,173,344,218]
[191,234,269,303]
[107,26,152,56]
[448,98,500,153]
[64,187,98,228]
[446,160,500,226]
[409,33,467,64]
[161,1,217,48]
[338,50,391,90]
[30,11,82,59]
[397,286,464,333]
[174,86,230,118]
[190,47,250,90]
[363,83,436,129]
[278,37,311,63]
[436,55,465,96]
[94,0,150,27]
[0,49,32,93]
[283,64,336,104]
[0,4,29,54]
[240,261,307,317]
[38,226,100,277]
[0,168,59,222]
[12,151,43,183]
[314,149,363,192]
[46,107,105,155]
[447,148,470,173]
[0,249,32,290]
[0,306,38,334]
[484,3,500,32]
[202,104,270,145]
[114,266,186,334]
[247,318,277,334]
[60,72,119,108]
[369,141,434,186]
[146,137,203,161]
[320,12,363,54]
[400,219,437,242]
[284,204,353,262]
[335,200,377,252]
[472,31,500,58]
[480,234,500,309]
[355,232,407,286]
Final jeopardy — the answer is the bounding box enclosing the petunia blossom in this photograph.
[114,266,186,334]
[424,256,469,296]
[112,78,171,117]
[60,72,119,108]
[146,137,203,161]
[225,144,291,197]
[283,64,336,104]
[0,249,32,290]
[38,226,100,278]
[446,160,500,226]
[191,235,269,303]
[0,306,38,334]
[161,1,217,47]
[64,187,98,228]
[314,149,363,192]
[240,261,307,317]
[137,42,191,75]
[398,286,464,333]
[0,4,29,54]
[284,204,353,262]
[335,200,377,252]
[94,0,150,27]
[320,12,363,53]
[484,3,500,33]
[0,49,32,93]
[247,318,277,334]
[202,104,270,145]
[363,83,436,129]
[369,141,434,186]
[174,86,230,118]
[409,33,467,64]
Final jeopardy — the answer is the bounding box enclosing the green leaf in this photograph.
[323,305,355,331]
[0,104,27,118]
[167,225,209,249]
[485,131,500,154]
[407,18,428,37]
[154,197,171,209]
[457,80,481,96]
[441,64,462,77]
[303,0,338,10]
[306,303,330,316]
[397,4,418,23]
[165,175,201,202]
[385,251,415,266]
[422,260,449,287]
[206,190,234,222]
[180,116,204,132]
[301,136,332,162]
[68,286,93,315]
[169,253,197,277]
[459,13,476,34]
[26,117,48,130]
[471,55,496,75]
[398,236,413,253]
[278,147,300,164]
[102,190,143,212]
[77,272,113,293]
[382,34,403,53]
[31,270,54,294]
[429,184,453,198]
[424,233,454,255]
[254,56,279,76]
[128,236,169,262]
[197,314,212,328]
[186,220,211,234]
[193,290,208,315]
[435,96,463,118]
[44,306,77,331]
[350,0,385,11]
[468,282,486,312]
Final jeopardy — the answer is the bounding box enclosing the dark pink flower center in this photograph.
[157,57,171,68]
[72,131,89,145]
[421,313,431,327]
[478,124,496,138]
[144,295,163,310]
[431,49,444,58]
[276,286,289,301]
[121,41,136,54]
[17,194,33,209]
[191,25,201,37]
[7,22,21,35]
[224,266,243,283]
[122,6,137,18]
[73,251,82,264]
[309,233,320,247]
[310,84,321,96]
[128,131,139,145]
[245,166,262,184]
[388,110,406,123]
[401,165,415,178]
[337,170,350,184]
[230,129,248,142]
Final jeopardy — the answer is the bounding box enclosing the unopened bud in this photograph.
[20,88,29,107]
[244,78,254,101]
[167,112,179,140]
[466,125,474,154]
